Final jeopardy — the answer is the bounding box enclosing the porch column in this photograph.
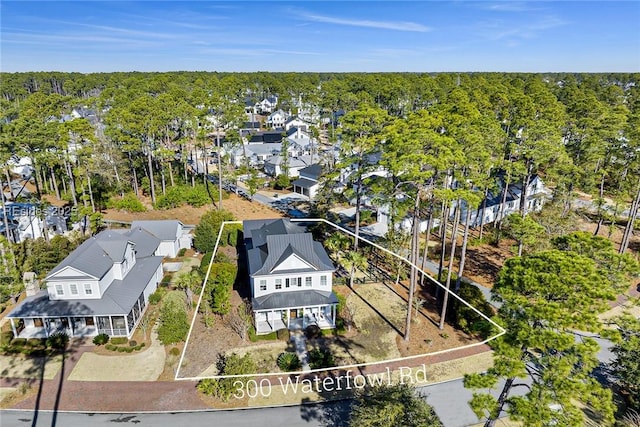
[332,305,336,326]
[286,309,290,328]
[9,318,17,337]
[108,316,114,336]
[124,315,130,337]
[67,316,73,336]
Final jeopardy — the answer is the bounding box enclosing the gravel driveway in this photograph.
[67,327,165,381]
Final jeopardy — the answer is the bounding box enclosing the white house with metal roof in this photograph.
[244,219,337,335]
[130,220,192,258]
[6,228,166,339]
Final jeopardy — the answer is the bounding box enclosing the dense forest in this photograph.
[1,71,640,424]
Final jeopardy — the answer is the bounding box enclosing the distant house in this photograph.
[0,203,68,243]
[264,155,313,178]
[244,219,337,335]
[457,175,551,227]
[6,229,164,339]
[230,143,283,168]
[256,96,278,114]
[130,220,192,258]
[293,164,322,199]
[284,116,310,132]
[266,109,289,129]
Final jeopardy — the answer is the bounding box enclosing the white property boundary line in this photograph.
[175,219,505,381]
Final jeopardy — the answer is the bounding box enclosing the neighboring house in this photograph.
[284,116,310,132]
[8,156,34,179]
[256,96,278,114]
[230,143,283,168]
[264,155,313,178]
[293,164,322,199]
[0,203,68,243]
[6,229,164,339]
[130,220,192,258]
[457,175,550,227]
[266,109,289,129]
[244,218,337,335]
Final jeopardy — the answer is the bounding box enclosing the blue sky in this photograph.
[1,1,639,73]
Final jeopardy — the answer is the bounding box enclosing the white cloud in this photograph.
[298,11,430,32]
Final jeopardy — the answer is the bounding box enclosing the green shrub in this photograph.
[169,347,181,356]
[149,288,166,305]
[93,333,109,345]
[27,338,44,347]
[450,281,496,339]
[308,348,335,370]
[200,252,214,274]
[129,340,137,347]
[304,324,321,340]
[11,338,27,347]
[276,328,290,341]
[197,353,256,401]
[277,352,301,371]
[155,186,185,209]
[177,248,187,257]
[46,332,69,350]
[125,347,134,353]
[140,342,146,348]
[248,326,277,342]
[185,185,211,207]
[105,344,116,351]
[110,337,127,345]
[117,346,127,352]
[157,291,190,345]
[274,174,290,190]
[134,345,142,351]
[108,193,146,212]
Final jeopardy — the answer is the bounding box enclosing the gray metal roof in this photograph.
[7,256,163,318]
[243,219,306,248]
[299,164,322,180]
[124,227,161,258]
[248,238,333,277]
[292,177,317,189]
[46,231,131,280]
[252,290,338,311]
[131,220,181,241]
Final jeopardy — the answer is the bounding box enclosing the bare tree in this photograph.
[225,302,252,342]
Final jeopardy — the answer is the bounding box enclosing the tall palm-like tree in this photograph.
[342,250,368,288]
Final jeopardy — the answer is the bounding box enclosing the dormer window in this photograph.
[84,284,92,295]
[55,284,64,296]
[70,284,78,295]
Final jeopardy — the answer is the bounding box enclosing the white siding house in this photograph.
[6,229,164,339]
[244,219,337,334]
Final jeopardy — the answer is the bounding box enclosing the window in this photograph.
[70,284,78,295]
[55,284,64,296]
[84,284,92,295]
[305,277,312,287]
[275,279,282,290]
[259,280,267,291]
[291,277,302,287]
[285,278,290,288]
[320,275,327,286]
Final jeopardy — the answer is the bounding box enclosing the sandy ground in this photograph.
[66,326,165,381]
[0,354,62,380]
[102,192,282,225]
